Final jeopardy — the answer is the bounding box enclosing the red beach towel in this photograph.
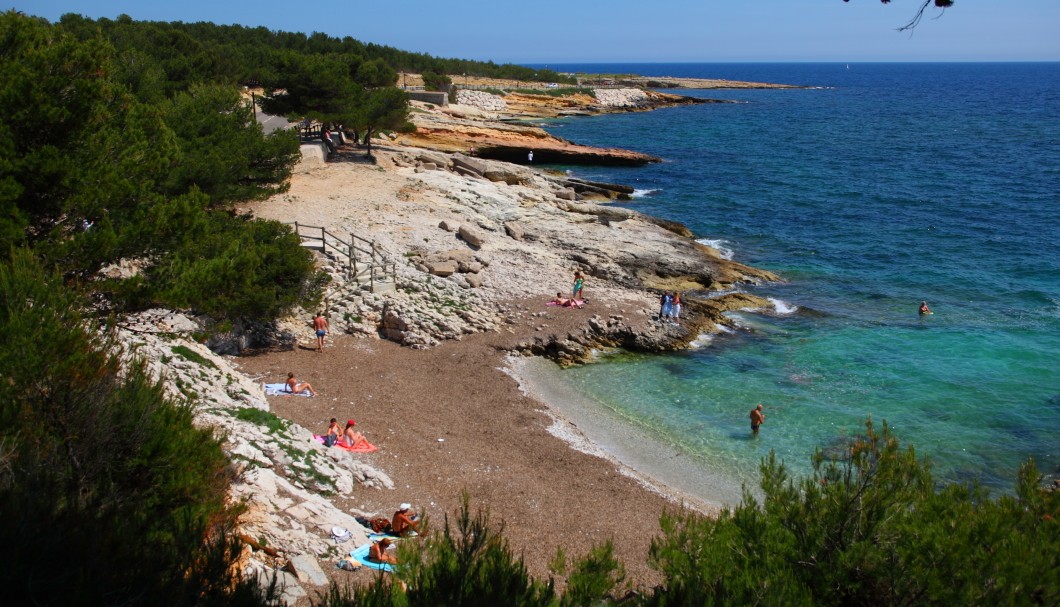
[314,435,379,453]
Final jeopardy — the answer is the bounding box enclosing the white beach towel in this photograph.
[263,383,314,397]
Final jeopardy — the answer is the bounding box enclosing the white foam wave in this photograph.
[689,332,715,349]
[706,288,743,299]
[768,297,799,315]
[631,188,659,199]
[696,238,735,260]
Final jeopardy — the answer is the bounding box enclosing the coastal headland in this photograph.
[390,73,801,165]
[136,79,787,597]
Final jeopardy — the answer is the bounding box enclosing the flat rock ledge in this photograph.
[512,293,775,367]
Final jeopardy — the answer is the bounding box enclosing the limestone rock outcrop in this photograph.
[115,309,394,597]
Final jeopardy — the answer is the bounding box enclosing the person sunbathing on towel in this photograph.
[286,372,317,396]
[553,292,571,306]
[392,503,420,537]
[341,419,369,449]
[368,537,398,564]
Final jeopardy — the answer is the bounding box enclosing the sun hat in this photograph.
[399,503,411,511]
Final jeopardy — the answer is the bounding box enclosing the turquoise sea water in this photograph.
[531,63,1060,500]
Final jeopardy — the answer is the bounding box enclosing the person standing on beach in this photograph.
[672,292,682,324]
[571,271,585,301]
[313,311,329,352]
[528,150,534,163]
[750,404,765,436]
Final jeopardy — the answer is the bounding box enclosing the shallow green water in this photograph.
[534,62,1060,500]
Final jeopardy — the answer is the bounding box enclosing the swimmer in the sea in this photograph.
[919,301,932,316]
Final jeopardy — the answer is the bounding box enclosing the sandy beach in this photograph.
[235,304,684,587]
[220,100,777,592]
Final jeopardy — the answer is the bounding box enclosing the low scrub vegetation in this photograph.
[316,424,1057,607]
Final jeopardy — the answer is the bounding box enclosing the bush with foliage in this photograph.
[643,420,1059,606]
[317,495,630,607]
[0,11,317,324]
[421,70,451,92]
[0,251,270,606]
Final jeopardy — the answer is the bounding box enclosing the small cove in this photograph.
[525,62,1060,499]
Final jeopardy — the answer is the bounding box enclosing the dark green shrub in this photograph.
[398,494,558,606]
[317,494,559,607]
[0,250,270,606]
[560,542,627,607]
[171,344,218,368]
[643,420,1060,607]
[421,70,451,92]
[129,203,320,321]
[234,407,288,434]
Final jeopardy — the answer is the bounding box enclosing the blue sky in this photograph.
[6,1,1058,63]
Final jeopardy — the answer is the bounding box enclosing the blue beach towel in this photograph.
[351,542,396,573]
[263,383,314,397]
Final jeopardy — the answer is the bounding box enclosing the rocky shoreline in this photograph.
[115,87,787,602]
[396,86,723,165]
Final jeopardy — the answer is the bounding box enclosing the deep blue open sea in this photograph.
[530,63,1059,503]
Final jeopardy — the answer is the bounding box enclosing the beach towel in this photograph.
[313,435,379,453]
[351,542,396,572]
[263,383,314,397]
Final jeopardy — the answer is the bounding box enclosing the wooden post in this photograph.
[320,227,326,252]
[294,221,299,238]
[372,239,378,263]
[350,233,358,277]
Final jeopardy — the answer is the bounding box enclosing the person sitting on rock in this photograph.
[368,537,398,565]
[342,419,369,449]
[392,503,420,537]
[286,372,317,396]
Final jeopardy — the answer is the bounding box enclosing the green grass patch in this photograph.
[234,407,288,434]
[170,344,217,369]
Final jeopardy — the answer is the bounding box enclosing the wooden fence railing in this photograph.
[288,222,397,291]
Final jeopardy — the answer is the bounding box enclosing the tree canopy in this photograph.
[0,10,316,323]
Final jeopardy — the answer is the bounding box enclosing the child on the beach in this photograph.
[324,418,340,447]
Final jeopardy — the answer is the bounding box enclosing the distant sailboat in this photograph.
[846,64,850,70]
